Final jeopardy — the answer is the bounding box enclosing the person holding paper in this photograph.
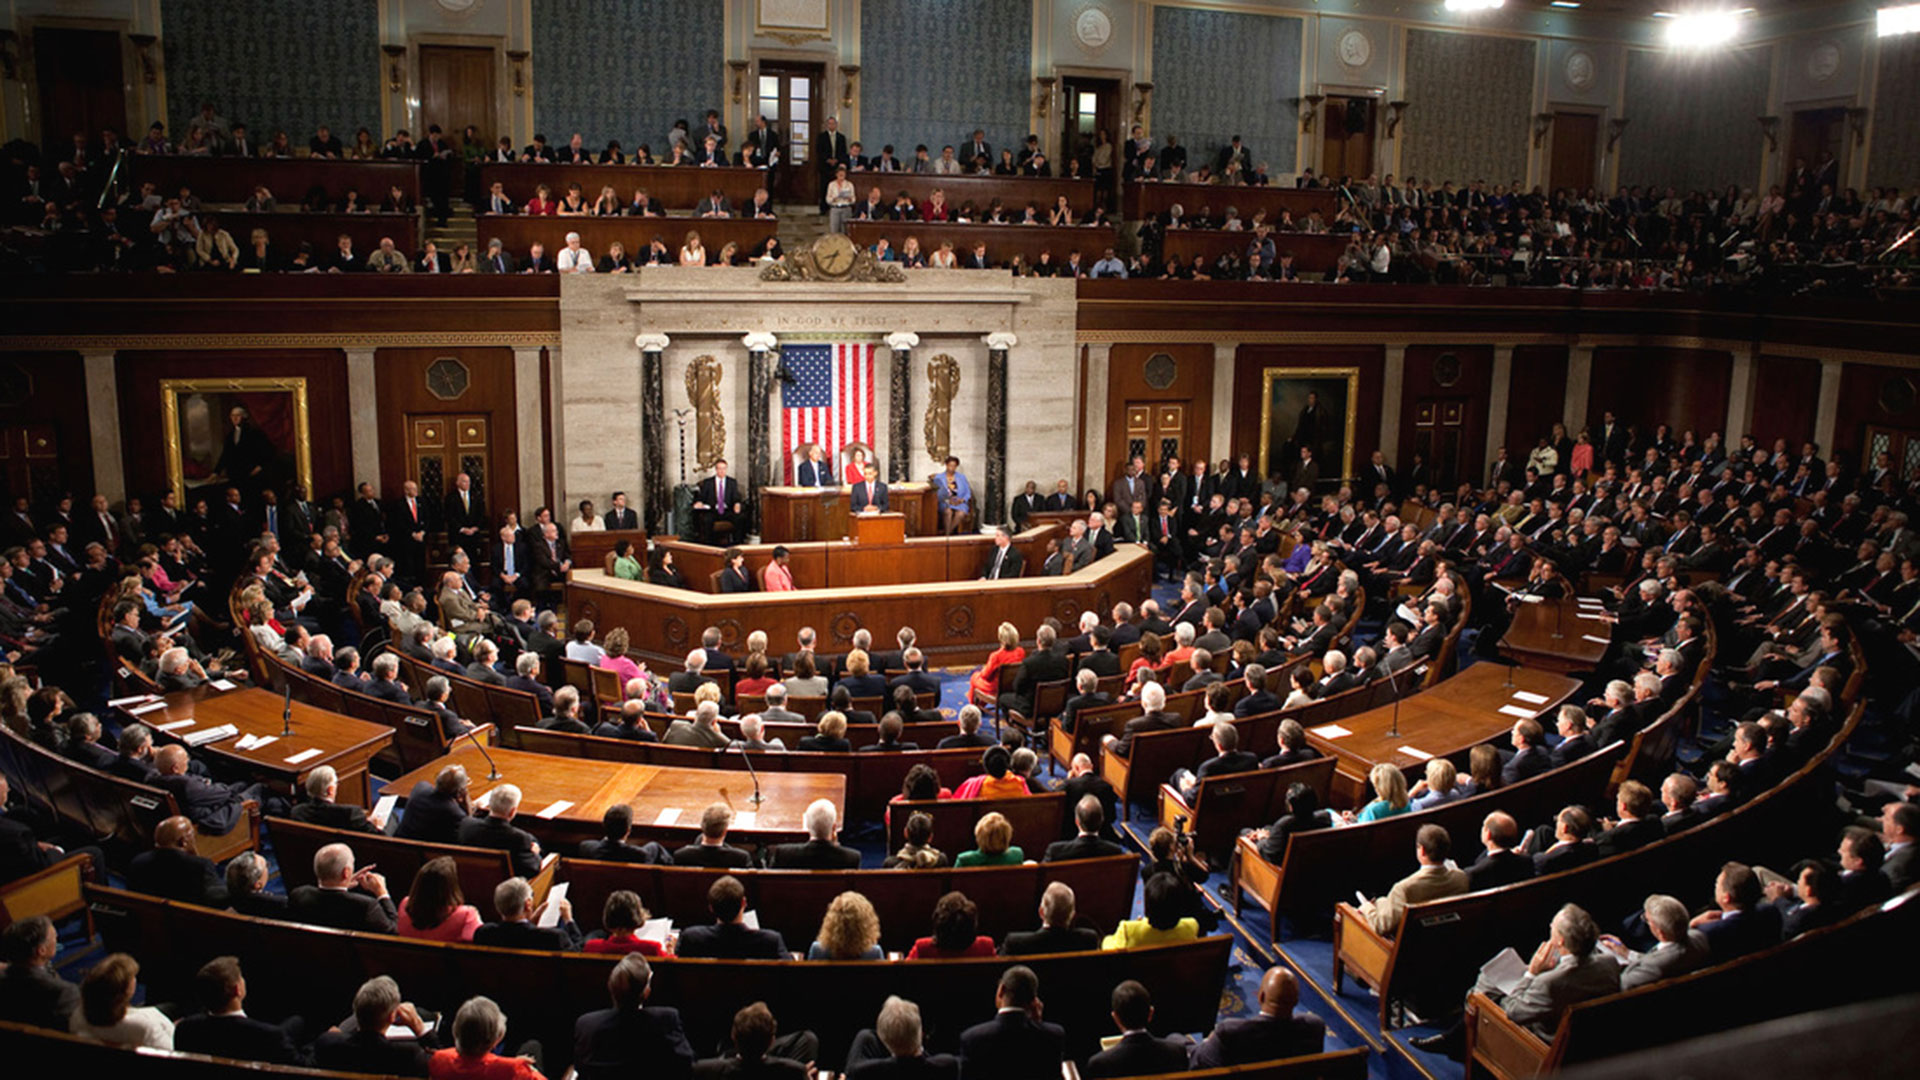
[473,876,581,951]
[1357,824,1468,935]
[584,891,674,957]
[1409,904,1619,1059]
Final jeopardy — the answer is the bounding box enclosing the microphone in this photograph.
[1385,650,1406,739]
[737,742,765,807]
[280,682,295,737]
[451,724,502,781]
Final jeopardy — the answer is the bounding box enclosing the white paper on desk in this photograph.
[1510,691,1551,705]
[1497,704,1538,719]
[637,917,673,943]
[1478,947,1529,997]
[1517,594,1544,605]
[536,799,574,819]
[284,748,322,765]
[209,679,238,691]
[1576,613,1606,621]
[654,807,682,826]
[1310,723,1354,739]
[732,810,757,829]
[1577,597,1605,607]
[109,694,159,708]
[373,794,399,827]
[537,883,569,928]
[246,735,277,750]
[129,700,170,716]
[1397,746,1434,762]
[1581,634,1612,644]
[154,718,196,732]
[741,908,761,931]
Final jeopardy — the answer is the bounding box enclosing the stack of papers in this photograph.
[1497,704,1538,719]
[637,917,673,943]
[1581,633,1612,644]
[233,733,279,751]
[733,810,758,829]
[1310,723,1354,739]
[128,700,170,717]
[108,694,160,708]
[181,724,239,747]
[1397,746,1434,761]
[535,800,574,819]
[208,678,238,691]
[284,748,323,765]
[654,807,683,826]
[154,718,197,733]
[1511,691,1550,705]
[1478,947,1529,996]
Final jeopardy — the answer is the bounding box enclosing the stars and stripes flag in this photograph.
[781,342,874,482]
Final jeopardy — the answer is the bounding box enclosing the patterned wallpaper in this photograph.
[1402,30,1535,186]
[1620,46,1772,193]
[162,0,381,140]
[1151,6,1302,177]
[1869,33,1920,190]
[858,0,1031,159]
[531,0,723,150]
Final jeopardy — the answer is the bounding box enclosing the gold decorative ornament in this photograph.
[759,234,907,282]
[923,354,960,463]
[685,355,727,470]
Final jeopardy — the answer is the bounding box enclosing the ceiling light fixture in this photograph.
[1664,8,1749,48]
[1550,1,1582,8]
[1444,0,1506,12]
[1881,4,1920,36]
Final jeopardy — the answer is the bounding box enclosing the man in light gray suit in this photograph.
[1607,894,1708,990]
[760,683,804,724]
[1412,903,1621,1059]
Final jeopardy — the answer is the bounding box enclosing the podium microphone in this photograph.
[452,724,502,781]
[281,682,295,737]
[738,743,765,807]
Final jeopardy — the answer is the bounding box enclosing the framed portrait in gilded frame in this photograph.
[1259,367,1358,490]
[161,377,313,506]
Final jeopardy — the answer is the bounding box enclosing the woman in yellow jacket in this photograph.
[1102,872,1201,949]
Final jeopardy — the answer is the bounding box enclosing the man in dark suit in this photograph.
[153,745,271,835]
[126,815,229,907]
[850,463,889,515]
[1501,718,1553,785]
[843,995,959,1080]
[677,875,790,958]
[1086,981,1191,1079]
[795,446,835,489]
[1042,797,1127,862]
[1465,812,1536,891]
[980,528,1025,579]
[506,652,557,712]
[671,805,756,869]
[1190,967,1325,1068]
[1056,672,1113,737]
[172,956,306,1065]
[815,117,850,195]
[694,460,746,543]
[605,491,641,531]
[394,764,470,843]
[491,523,530,603]
[312,975,439,1075]
[442,472,487,553]
[1694,863,1782,963]
[385,480,431,587]
[0,915,79,1032]
[1531,807,1599,875]
[958,965,1063,1080]
[1001,882,1102,956]
[889,650,942,697]
[1595,781,1667,857]
[1009,482,1045,528]
[1232,666,1280,718]
[457,785,546,877]
[1105,684,1181,760]
[574,953,696,1080]
[1000,625,1069,720]
[578,804,674,864]
[287,842,397,932]
[289,766,383,834]
[766,799,861,868]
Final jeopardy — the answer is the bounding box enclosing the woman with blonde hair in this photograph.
[808,891,883,959]
[967,621,1025,703]
[70,953,173,1049]
[1347,762,1411,823]
[798,710,852,752]
[955,811,1024,867]
[1409,757,1466,811]
[679,229,706,266]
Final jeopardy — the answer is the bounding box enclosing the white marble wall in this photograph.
[554,270,1077,529]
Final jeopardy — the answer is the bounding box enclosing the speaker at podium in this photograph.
[850,512,906,545]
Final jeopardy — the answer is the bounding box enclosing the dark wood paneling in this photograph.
[373,347,521,518]
[1159,231,1348,274]
[115,351,353,504]
[1750,355,1822,448]
[862,172,1097,213]
[419,46,496,147]
[33,27,125,160]
[0,352,94,502]
[479,163,764,211]
[1398,345,1493,485]
[1123,183,1337,223]
[1105,343,1215,484]
[1232,345,1384,484]
[1836,361,1920,463]
[213,211,419,261]
[845,222,1117,267]
[481,214,781,263]
[1504,345,1570,454]
[1549,112,1599,192]
[128,157,421,204]
[1585,347,1733,445]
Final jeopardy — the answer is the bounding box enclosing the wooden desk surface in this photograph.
[479,162,767,209]
[478,215,782,262]
[213,211,422,261]
[388,742,843,845]
[1158,229,1349,274]
[761,483,936,542]
[1304,664,1580,782]
[653,519,1058,592]
[129,156,423,204]
[844,221,1117,266]
[1500,597,1612,673]
[1123,182,1338,222]
[874,172,1098,210]
[148,687,394,805]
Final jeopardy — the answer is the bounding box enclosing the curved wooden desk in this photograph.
[568,543,1151,664]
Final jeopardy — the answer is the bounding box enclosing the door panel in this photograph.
[419,46,497,148]
[1549,112,1599,192]
[406,413,493,564]
[1321,97,1375,181]
[758,63,823,204]
[34,27,126,161]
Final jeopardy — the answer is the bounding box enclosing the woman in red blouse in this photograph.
[523,184,557,215]
[921,189,951,222]
[583,890,670,956]
[967,621,1026,704]
[905,890,997,959]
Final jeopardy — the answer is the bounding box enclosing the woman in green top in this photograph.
[953,810,1024,867]
[1102,871,1201,949]
[1349,762,1412,823]
[611,539,643,581]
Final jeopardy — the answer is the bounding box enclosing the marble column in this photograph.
[1210,343,1237,466]
[885,332,919,483]
[1814,358,1843,455]
[1485,345,1515,475]
[1082,343,1113,492]
[743,332,779,533]
[984,332,1017,525]
[511,346,546,515]
[81,351,125,503]
[1726,347,1759,444]
[636,334,671,533]
[1563,344,1594,431]
[1379,345,1407,465]
[345,349,381,489]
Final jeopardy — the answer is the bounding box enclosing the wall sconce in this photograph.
[1132,81,1153,124]
[729,60,749,106]
[1606,116,1629,153]
[838,65,859,110]
[506,50,529,96]
[1385,100,1408,139]
[1757,115,1780,153]
[1298,95,1325,134]
[382,44,407,93]
[1846,107,1869,146]
[128,33,158,85]
[1034,76,1056,119]
[1531,113,1555,149]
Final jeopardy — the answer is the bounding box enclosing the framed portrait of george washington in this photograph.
[1259,367,1358,492]
[161,376,313,506]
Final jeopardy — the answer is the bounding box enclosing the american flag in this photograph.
[781,342,875,482]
